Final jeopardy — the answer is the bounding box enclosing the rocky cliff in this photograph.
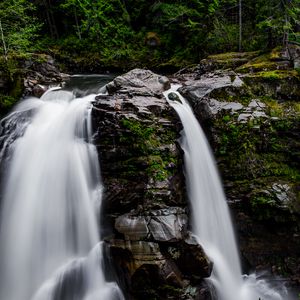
[91,49,300,298]
[91,69,212,299]
[175,50,300,289]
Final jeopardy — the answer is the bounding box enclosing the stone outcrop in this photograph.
[115,207,187,242]
[173,57,300,290]
[0,54,69,116]
[91,63,299,297]
[92,69,212,299]
[23,54,69,97]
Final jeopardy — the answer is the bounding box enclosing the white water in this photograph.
[0,89,123,300]
[164,87,289,300]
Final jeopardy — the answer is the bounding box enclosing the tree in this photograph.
[239,0,242,51]
[256,0,300,48]
[0,0,41,57]
[0,19,8,60]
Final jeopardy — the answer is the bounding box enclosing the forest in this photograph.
[0,0,300,70]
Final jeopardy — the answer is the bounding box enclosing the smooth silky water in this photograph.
[164,86,294,300]
[0,79,123,300]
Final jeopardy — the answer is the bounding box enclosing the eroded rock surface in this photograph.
[92,69,212,299]
[174,59,300,290]
[91,54,299,297]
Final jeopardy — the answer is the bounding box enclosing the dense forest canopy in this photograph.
[0,0,299,68]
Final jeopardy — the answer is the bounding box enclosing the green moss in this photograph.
[207,51,259,61]
[215,102,300,186]
[269,47,284,61]
[145,155,177,181]
[235,48,297,74]
[216,115,257,156]
[259,70,281,80]
[0,94,19,116]
[158,284,183,296]
[251,194,276,209]
[120,117,179,182]
[250,70,299,80]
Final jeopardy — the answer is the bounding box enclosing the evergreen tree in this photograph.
[0,0,41,58]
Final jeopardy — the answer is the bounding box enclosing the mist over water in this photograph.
[165,86,292,300]
[0,88,123,300]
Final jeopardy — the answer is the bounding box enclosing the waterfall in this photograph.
[0,88,123,300]
[164,86,289,300]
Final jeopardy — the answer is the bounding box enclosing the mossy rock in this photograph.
[235,48,292,73]
[242,70,300,100]
[207,51,260,61]
[194,51,261,75]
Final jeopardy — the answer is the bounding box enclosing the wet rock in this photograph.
[22,55,70,97]
[92,69,194,298]
[237,113,253,122]
[167,92,181,103]
[179,72,244,102]
[92,64,300,296]
[106,68,170,96]
[115,215,149,241]
[248,99,266,109]
[272,183,291,204]
[167,235,213,278]
[115,207,188,242]
[109,240,186,287]
[193,97,243,121]
[148,212,187,242]
[108,235,212,299]
[32,84,48,98]
[92,69,184,216]
[109,239,165,270]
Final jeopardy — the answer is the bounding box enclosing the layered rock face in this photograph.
[0,54,69,116]
[174,54,300,289]
[92,69,212,299]
[92,61,299,298]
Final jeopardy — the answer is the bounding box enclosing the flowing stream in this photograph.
[164,86,291,300]
[0,85,123,300]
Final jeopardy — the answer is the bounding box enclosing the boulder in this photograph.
[92,69,184,216]
[115,207,188,242]
[91,69,215,298]
[178,72,244,102]
[166,235,213,279]
[108,236,212,299]
[22,55,70,97]
[106,68,170,96]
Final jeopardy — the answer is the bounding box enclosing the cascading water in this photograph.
[164,86,291,300]
[0,88,123,300]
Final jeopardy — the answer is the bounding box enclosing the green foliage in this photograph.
[0,0,41,57]
[256,0,300,46]
[0,94,18,116]
[207,20,240,52]
[120,118,178,181]
[215,96,300,184]
[1,0,299,69]
[60,0,134,50]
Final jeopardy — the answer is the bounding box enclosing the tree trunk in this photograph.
[0,19,8,60]
[239,0,242,52]
[43,0,58,39]
[74,8,82,40]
